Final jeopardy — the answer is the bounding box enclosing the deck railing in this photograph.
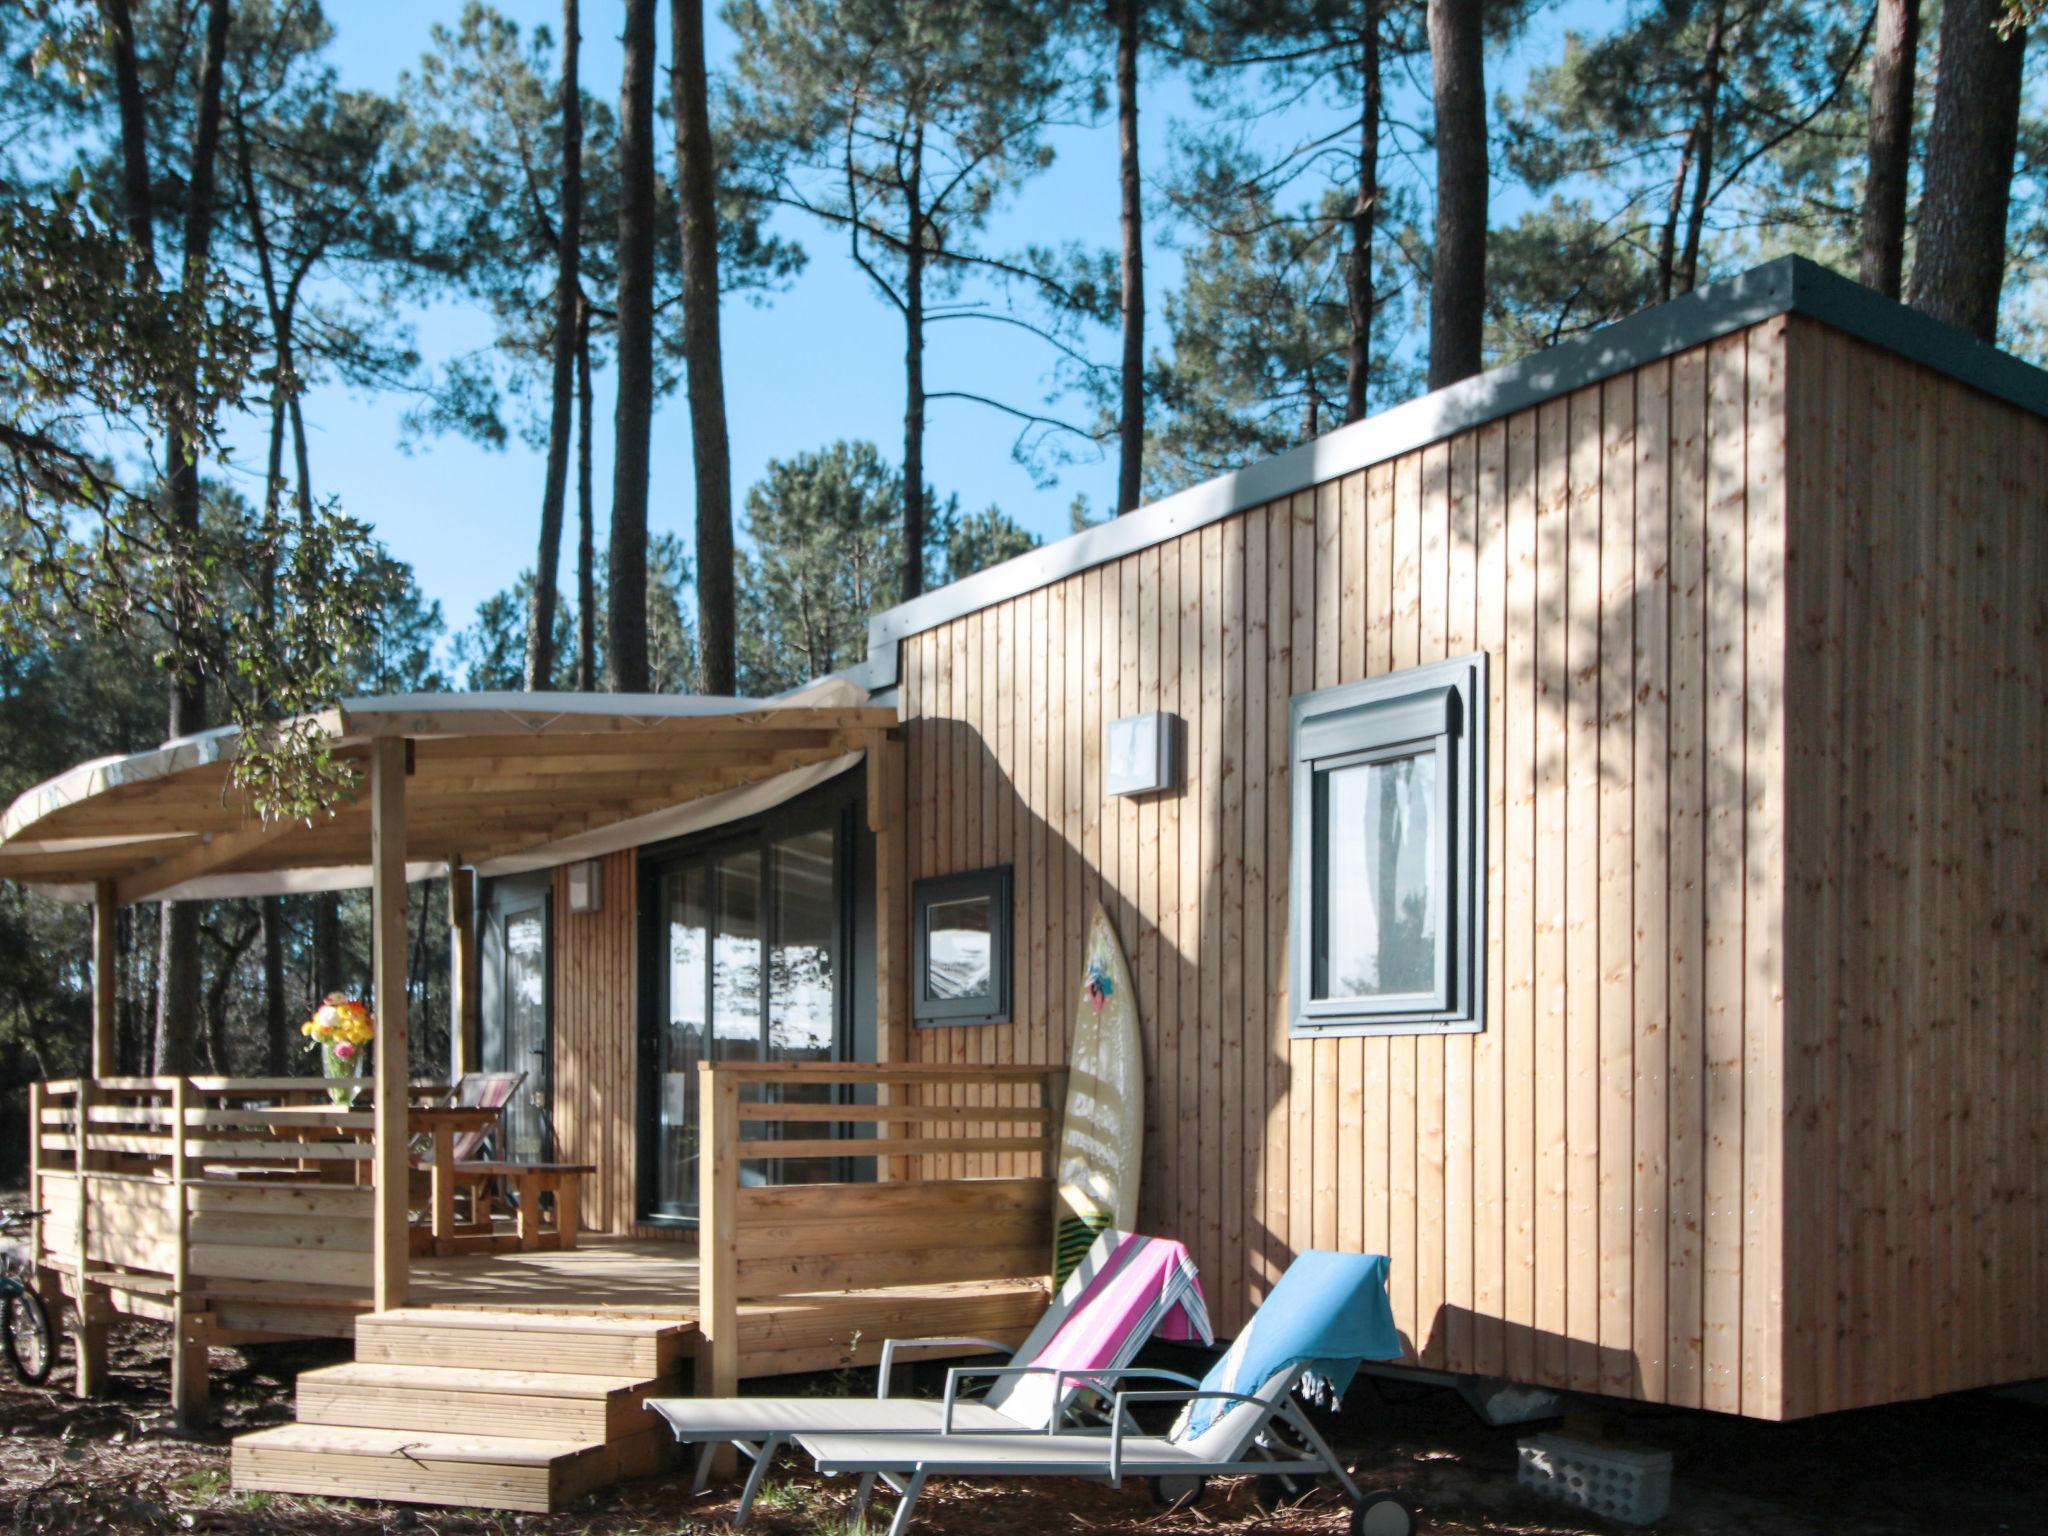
[30,1076,379,1419]
[696,1060,1066,1395]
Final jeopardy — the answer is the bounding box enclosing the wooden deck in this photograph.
[412,1237,701,1321]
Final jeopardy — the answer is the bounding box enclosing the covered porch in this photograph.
[3,687,1067,1509]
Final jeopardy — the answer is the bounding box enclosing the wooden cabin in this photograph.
[4,254,2043,1511]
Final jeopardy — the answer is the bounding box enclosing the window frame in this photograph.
[1289,652,1487,1038]
[911,865,1014,1027]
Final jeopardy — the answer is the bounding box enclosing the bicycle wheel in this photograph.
[3,1286,56,1386]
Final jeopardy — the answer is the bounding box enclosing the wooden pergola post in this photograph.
[91,881,117,1077]
[448,859,480,1080]
[370,738,410,1313]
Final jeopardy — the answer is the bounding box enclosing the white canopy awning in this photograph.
[0,676,893,903]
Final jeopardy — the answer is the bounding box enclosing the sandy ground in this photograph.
[0,1319,2043,1534]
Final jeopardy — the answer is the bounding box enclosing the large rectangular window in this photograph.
[1290,653,1486,1036]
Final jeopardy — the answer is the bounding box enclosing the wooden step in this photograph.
[353,1308,692,1378]
[231,1423,669,1514]
[296,1362,666,1441]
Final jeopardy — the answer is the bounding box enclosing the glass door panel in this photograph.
[651,865,708,1221]
[501,905,549,1161]
[641,796,857,1224]
[769,827,840,1184]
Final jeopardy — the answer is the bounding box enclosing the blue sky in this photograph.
[223,2,1565,642]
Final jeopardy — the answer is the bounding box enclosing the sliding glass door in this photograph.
[641,786,862,1225]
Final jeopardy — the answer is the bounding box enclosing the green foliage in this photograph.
[1499,1,1872,319]
[1485,196,1662,360]
[394,3,799,452]
[734,443,1038,693]
[1145,178,1418,495]
[450,535,695,692]
[736,441,904,694]
[946,502,1041,579]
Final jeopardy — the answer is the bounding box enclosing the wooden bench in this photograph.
[413,1162,594,1256]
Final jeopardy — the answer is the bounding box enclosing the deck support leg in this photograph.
[68,1293,108,1399]
[170,1310,209,1430]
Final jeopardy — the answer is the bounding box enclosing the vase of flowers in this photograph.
[302,994,375,1106]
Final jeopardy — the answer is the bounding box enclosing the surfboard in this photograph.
[1052,904,1144,1286]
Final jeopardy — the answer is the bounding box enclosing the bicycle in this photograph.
[0,1210,56,1386]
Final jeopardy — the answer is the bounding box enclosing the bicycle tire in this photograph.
[3,1286,56,1386]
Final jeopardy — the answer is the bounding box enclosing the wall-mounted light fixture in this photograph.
[1106,710,1181,797]
[566,858,604,914]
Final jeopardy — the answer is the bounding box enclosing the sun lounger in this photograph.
[795,1249,1414,1536]
[647,1228,1210,1524]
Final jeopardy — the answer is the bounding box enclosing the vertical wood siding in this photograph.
[1781,321,2048,1416]
[549,849,638,1236]
[899,317,1803,1415]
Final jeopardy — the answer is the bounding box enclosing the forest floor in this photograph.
[0,1318,2042,1535]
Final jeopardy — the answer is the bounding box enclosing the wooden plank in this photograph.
[1700,332,1748,1414]
[1563,385,1603,1392]
[1442,431,1478,1373]
[1241,504,1272,1309]
[1473,418,1509,1380]
[1384,454,1417,1359]
[1262,499,1294,1304]
[1597,371,1637,1399]
[1218,513,1247,1330]
[734,1243,1049,1299]
[1533,394,1570,1389]
[1665,343,1709,1408]
[730,1136,1047,1161]
[697,1069,741,1410]
[1632,357,1673,1406]
[1179,524,1205,1269]
[1418,439,1452,1368]
[1197,522,1225,1290]
[1741,316,1789,1418]
[1319,477,1348,1259]
[1503,403,1539,1385]
[1287,492,1316,1268]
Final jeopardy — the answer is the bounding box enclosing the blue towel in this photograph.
[1177,1251,1400,1442]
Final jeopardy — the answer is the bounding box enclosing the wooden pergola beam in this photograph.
[113,816,305,905]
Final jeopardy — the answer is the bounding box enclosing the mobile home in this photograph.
[6,255,2043,1511]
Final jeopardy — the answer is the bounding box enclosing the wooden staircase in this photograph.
[231,1308,696,1513]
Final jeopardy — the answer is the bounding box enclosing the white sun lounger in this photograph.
[797,1361,1409,1536]
[647,1228,1210,1525]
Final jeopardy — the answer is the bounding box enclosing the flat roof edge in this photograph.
[859,255,2048,685]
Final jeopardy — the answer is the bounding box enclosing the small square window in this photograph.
[913,867,1013,1026]
[1290,654,1486,1036]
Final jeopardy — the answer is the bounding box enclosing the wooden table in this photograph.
[250,1105,504,1246]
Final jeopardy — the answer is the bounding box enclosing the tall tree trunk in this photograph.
[1114,0,1146,511]
[674,0,738,691]
[99,0,154,270]
[1908,0,2026,340]
[312,891,342,1002]
[902,128,927,601]
[575,305,597,691]
[1675,0,1729,299]
[1345,7,1381,424]
[154,0,231,1078]
[1426,0,1486,389]
[1656,126,1696,303]
[1859,0,1921,299]
[262,897,287,1075]
[527,0,582,692]
[606,0,657,693]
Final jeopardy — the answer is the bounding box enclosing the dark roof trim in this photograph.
[861,254,2048,686]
